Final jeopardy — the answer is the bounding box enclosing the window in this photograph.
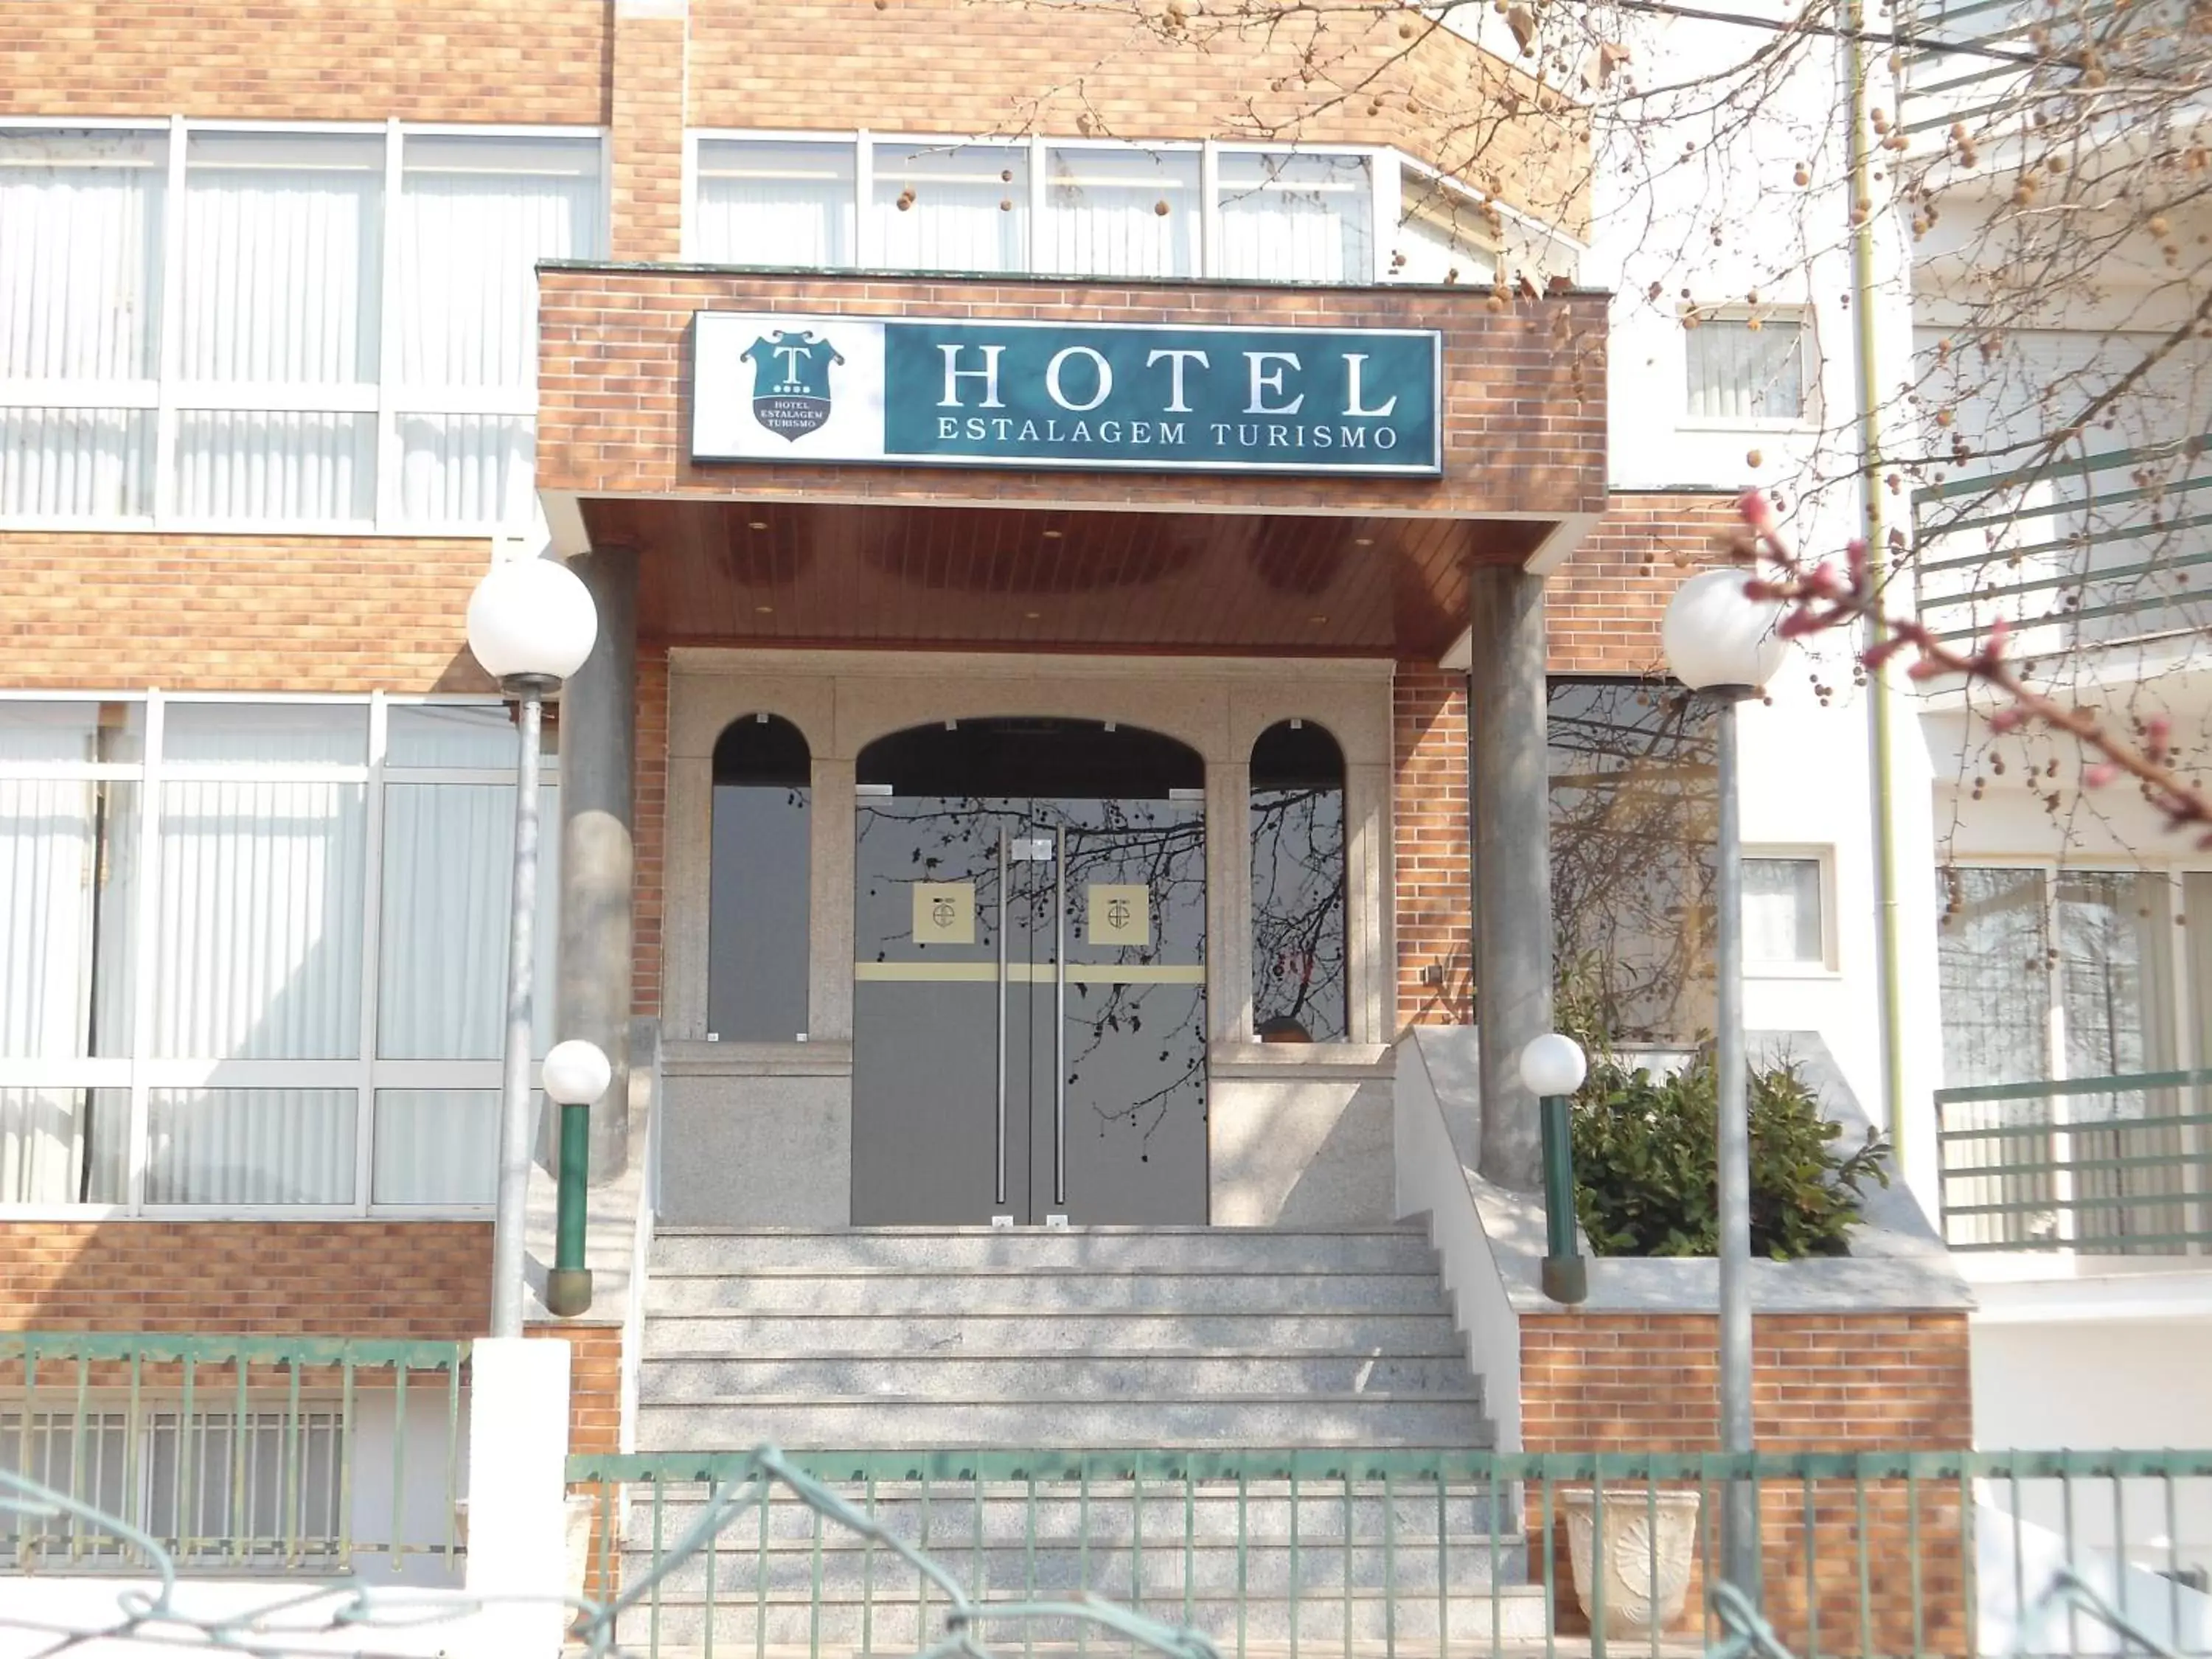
[1547,681,1717,1046]
[0,123,605,530]
[1041,145,1200,279]
[1391,175,1498,286]
[1250,720,1349,1044]
[1743,854,1829,969]
[1217,151,1372,282]
[1685,315,1808,423]
[709,714,811,1043]
[0,695,557,1214]
[873,142,1029,274]
[1935,865,2205,1252]
[693,138,856,267]
[684,134,1397,285]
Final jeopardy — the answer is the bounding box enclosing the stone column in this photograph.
[1467,565,1552,1192]
[558,546,638,1183]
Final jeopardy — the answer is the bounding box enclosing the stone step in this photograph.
[650,1227,1439,1275]
[643,1311,1467,1357]
[648,1272,1451,1316]
[627,1488,1518,1548]
[636,1397,1494,1450]
[640,1353,1478,1402]
[613,1589,1552,1650]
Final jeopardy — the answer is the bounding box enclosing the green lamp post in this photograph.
[1520,1032,1589,1305]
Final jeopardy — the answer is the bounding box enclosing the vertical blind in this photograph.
[694,139,856,267]
[0,698,558,1212]
[1040,147,1199,279]
[0,125,604,527]
[1217,152,1372,282]
[1685,317,1806,421]
[872,144,1029,274]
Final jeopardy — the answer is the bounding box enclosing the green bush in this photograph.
[1566,1053,1891,1259]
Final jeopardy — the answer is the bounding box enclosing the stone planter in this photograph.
[1559,1487,1703,1638]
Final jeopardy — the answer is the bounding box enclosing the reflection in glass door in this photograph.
[849,720,1206,1225]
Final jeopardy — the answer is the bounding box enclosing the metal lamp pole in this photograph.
[1661,565,1790,1602]
[1521,1034,1590,1305]
[1711,682,1758,1597]
[467,554,598,1341]
[491,674,554,1340]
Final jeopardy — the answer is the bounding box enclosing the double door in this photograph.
[851,787,1206,1225]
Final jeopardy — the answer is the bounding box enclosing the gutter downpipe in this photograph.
[1849,0,1909,1169]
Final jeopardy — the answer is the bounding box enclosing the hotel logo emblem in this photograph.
[740,328,844,440]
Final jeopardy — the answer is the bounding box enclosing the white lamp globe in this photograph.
[465,557,599,684]
[1519,1032,1588,1099]
[543,1039,613,1107]
[1660,568,1790,693]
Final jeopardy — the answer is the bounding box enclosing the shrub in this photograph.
[1567,1052,1891,1259]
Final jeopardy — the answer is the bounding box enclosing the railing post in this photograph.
[460,1337,573,1658]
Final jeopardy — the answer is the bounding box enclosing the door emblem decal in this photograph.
[1087,883,1151,947]
[912,882,976,945]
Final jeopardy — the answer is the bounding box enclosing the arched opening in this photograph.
[1249,719,1349,1044]
[709,713,811,1043]
[850,717,1207,1225]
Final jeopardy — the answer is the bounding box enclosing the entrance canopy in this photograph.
[537,265,1610,659]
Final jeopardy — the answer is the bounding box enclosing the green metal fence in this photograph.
[1935,1068,2212,1254]
[568,1447,2212,1658]
[0,1332,470,1574]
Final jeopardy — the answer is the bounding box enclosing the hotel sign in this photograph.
[691,312,1441,476]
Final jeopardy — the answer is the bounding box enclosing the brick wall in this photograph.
[1548,491,1736,675]
[1393,665,1472,1030]
[533,1319,626,1600]
[0,535,494,693]
[0,1222,490,1337]
[537,268,1609,521]
[1522,1310,1974,1654]
[633,647,671,1018]
[0,1,611,124]
[611,0,687,260]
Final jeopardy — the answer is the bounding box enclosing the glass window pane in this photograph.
[1547,681,1717,1045]
[1250,720,1349,1043]
[153,779,365,1059]
[0,701,144,764]
[397,412,534,526]
[379,781,560,1059]
[386,703,517,768]
[373,1089,496,1205]
[0,408,156,520]
[173,409,376,523]
[1217,153,1371,282]
[695,139,856,267]
[1686,318,1805,421]
[162,703,366,765]
[2055,869,2168,1076]
[397,135,603,392]
[145,1087,356,1205]
[872,143,1028,274]
[0,777,136,1059]
[1040,146,1198,278]
[710,716,810,1042]
[1935,866,2048,1088]
[0,1088,128,1204]
[1743,857,1823,964]
[180,132,381,385]
[0,128,166,379]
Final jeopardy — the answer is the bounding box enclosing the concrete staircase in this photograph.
[619,1225,1541,1652]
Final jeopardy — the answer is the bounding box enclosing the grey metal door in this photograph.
[849,721,1206,1225]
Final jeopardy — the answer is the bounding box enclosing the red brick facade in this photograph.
[1523,1310,1975,1653]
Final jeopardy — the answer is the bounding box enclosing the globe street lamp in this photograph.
[543,1038,613,1318]
[466,556,599,1340]
[1519,1032,1589,1305]
[1661,566,1790,1599]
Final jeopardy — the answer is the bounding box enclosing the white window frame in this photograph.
[1741,844,1839,976]
[684,128,1587,288]
[0,116,610,538]
[1677,305,1818,432]
[0,687,557,1220]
